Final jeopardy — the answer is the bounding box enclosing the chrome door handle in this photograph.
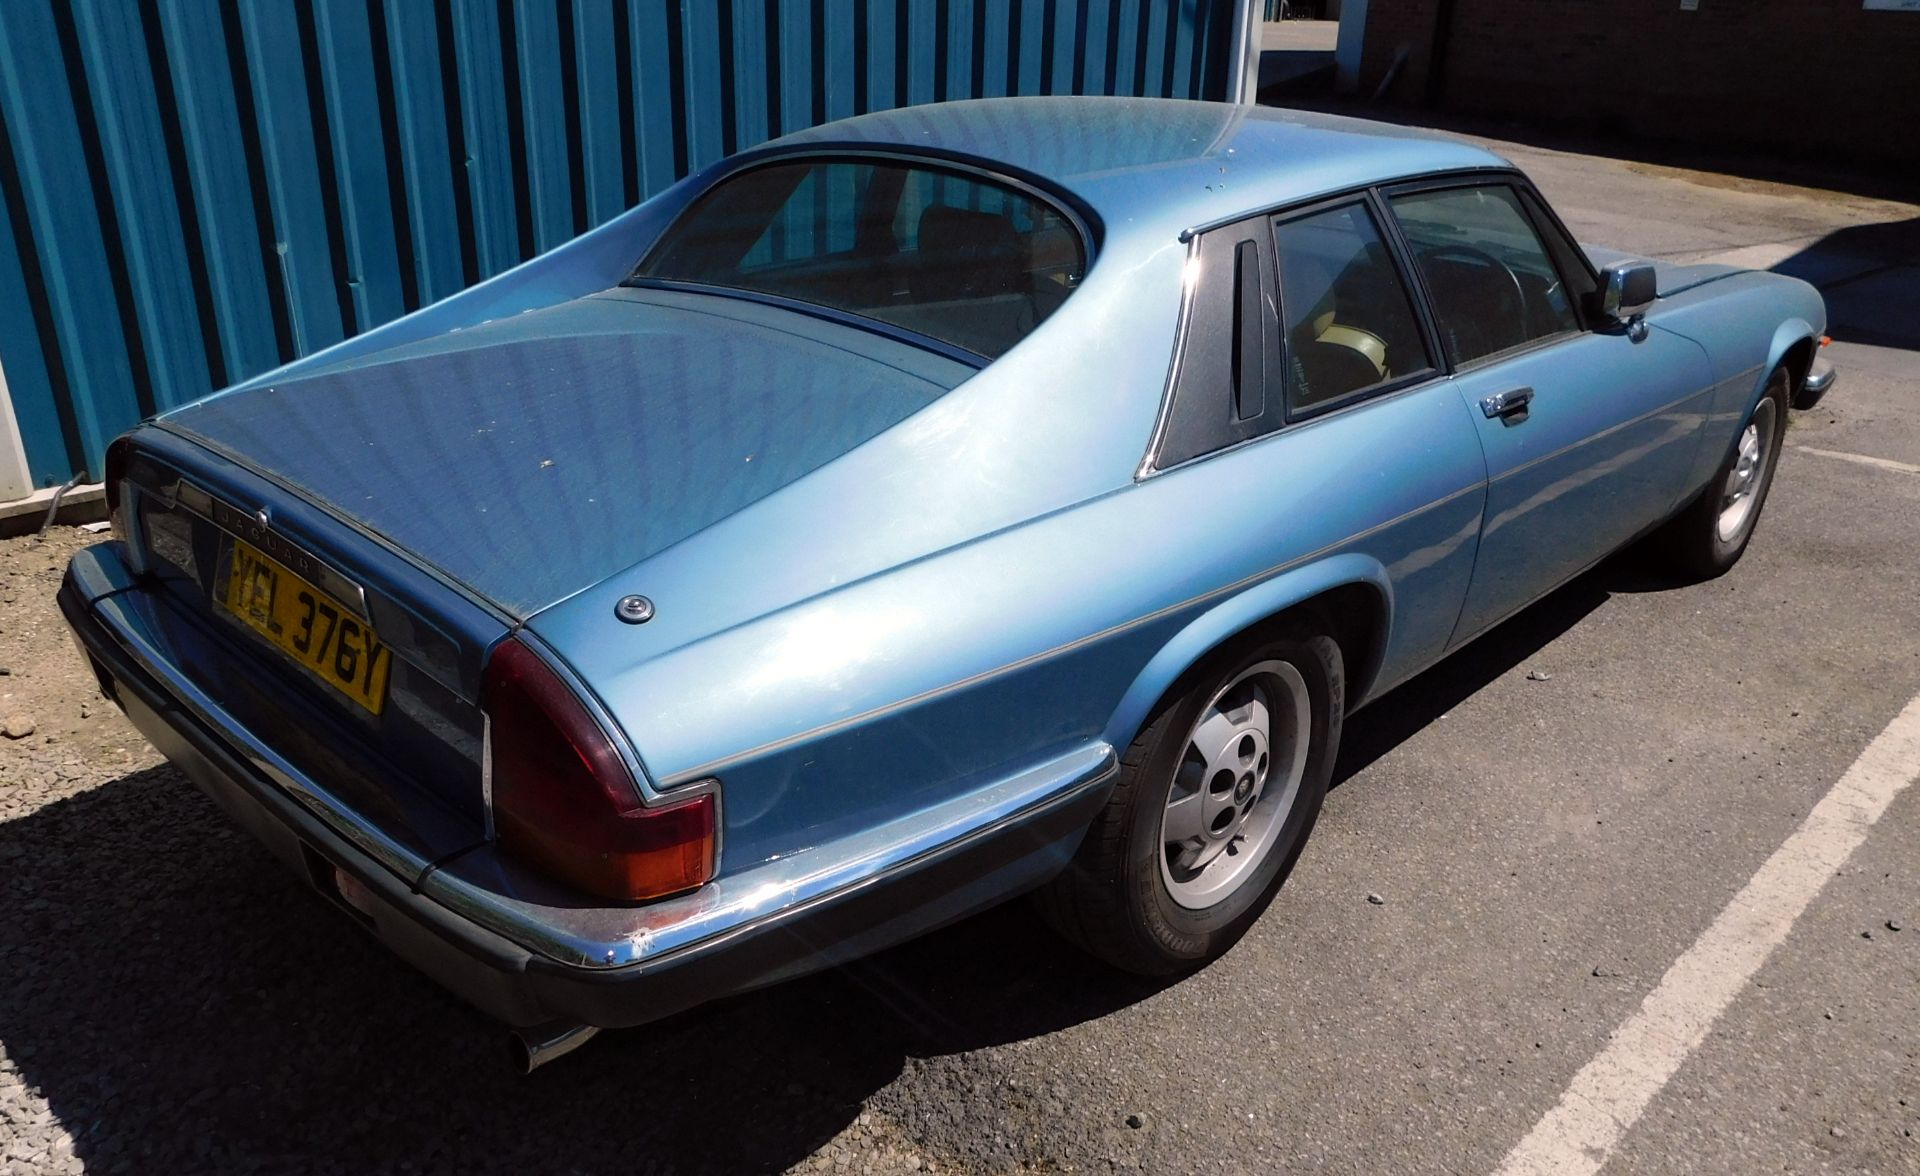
[1480,386,1534,425]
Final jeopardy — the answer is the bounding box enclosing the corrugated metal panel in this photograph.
[0,0,1238,491]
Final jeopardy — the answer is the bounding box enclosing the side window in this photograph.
[1272,202,1434,414]
[1518,188,1598,308]
[1389,184,1582,367]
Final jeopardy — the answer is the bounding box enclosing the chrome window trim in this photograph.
[1174,165,1511,244]
[1134,234,1207,481]
[1444,324,1589,374]
[1144,367,1458,480]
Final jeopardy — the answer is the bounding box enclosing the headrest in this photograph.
[914,206,1024,301]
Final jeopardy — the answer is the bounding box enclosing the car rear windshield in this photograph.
[631,158,1087,360]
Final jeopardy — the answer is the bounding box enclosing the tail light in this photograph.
[482,636,715,902]
[104,435,133,534]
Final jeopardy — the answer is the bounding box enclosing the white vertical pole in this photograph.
[1226,0,1264,104]
[1335,0,1369,92]
[0,352,33,502]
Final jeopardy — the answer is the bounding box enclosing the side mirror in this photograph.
[1599,261,1658,324]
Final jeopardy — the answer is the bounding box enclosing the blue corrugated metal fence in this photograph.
[0,0,1236,489]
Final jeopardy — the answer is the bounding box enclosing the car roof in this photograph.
[768,97,1513,244]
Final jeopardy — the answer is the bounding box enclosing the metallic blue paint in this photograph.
[1099,551,1395,752]
[65,100,1831,1031]
[1442,326,1713,643]
[165,287,971,618]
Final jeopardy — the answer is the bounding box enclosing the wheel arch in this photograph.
[1765,319,1819,404]
[1101,553,1392,751]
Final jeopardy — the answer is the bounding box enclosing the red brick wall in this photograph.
[1357,0,1920,166]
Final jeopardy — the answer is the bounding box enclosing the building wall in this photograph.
[1357,0,1920,168]
[0,0,1240,493]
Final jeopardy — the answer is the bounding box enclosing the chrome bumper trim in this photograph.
[421,742,1117,968]
[1798,356,1837,407]
[68,545,435,891]
[66,543,1117,972]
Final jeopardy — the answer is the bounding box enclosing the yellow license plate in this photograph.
[221,538,392,716]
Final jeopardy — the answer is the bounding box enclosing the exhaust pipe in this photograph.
[509,1022,602,1074]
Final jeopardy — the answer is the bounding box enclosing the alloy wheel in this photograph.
[1158,660,1311,910]
[1717,396,1777,543]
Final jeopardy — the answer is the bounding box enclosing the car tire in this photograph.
[1034,621,1343,975]
[1653,366,1790,580]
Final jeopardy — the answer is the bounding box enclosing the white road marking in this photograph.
[1793,444,1920,477]
[1494,692,1920,1176]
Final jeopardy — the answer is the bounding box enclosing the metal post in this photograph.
[0,351,33,502]
[1335,0,1368,92]
[1225,0,1265,104]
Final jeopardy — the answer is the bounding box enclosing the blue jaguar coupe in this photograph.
[60,98,1834,1069]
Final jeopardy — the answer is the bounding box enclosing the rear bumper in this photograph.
[60,547,1113,1030]
[1795,356,1837,409]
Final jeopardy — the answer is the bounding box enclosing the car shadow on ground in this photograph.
[1331,550,1677,787]
[1770,216,1920,353]
[0,551,1685,1173]
[0,759,1171,1173]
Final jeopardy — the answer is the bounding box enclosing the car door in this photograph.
[1384,179,1715,645]
[1147,196,1489,696]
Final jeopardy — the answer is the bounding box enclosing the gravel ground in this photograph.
[1,527,163,1176]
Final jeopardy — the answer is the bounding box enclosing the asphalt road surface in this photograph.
[0,119,1914,1175]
